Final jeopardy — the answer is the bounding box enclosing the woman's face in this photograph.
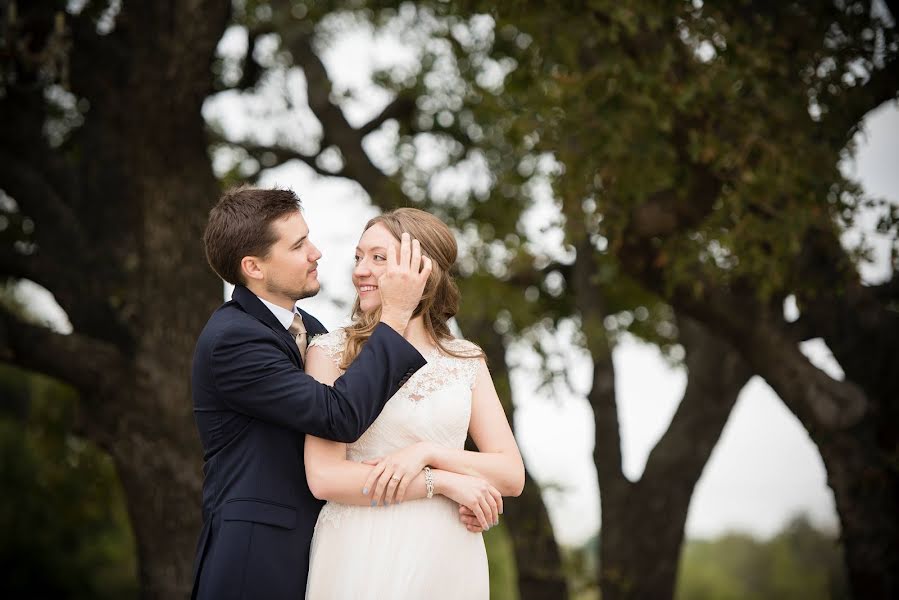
[353,223,396,313]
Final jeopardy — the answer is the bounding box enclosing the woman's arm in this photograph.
[304,433,432,505]
[365,357,525,504]
[303,344,506,528]
[426,358,524,495]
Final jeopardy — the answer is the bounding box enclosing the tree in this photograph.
[1,2,229,596]
[452,1,899,597]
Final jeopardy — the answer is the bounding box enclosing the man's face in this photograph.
[256,210,322,303]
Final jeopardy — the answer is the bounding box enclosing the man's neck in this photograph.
[246,284,296,312]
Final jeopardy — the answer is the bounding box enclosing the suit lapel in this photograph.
[231,285,304,366]
[297,308,326,338]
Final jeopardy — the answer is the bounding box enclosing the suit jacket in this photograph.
[190,285,425,600]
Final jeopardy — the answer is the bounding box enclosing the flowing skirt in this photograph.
[306,496,489,599]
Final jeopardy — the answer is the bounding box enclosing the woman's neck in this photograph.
[402,316,435,352]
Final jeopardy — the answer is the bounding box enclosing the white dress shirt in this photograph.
[256,295,299,330]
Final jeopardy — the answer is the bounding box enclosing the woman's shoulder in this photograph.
[309,328,348,362]
[441,337,484,359]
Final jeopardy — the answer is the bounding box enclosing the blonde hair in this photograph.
[340,208,483,369]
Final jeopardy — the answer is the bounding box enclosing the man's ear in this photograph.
[240,256,265,282]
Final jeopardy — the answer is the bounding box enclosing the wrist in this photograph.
[431,469,451,497]
[379,310,410,334]
[421,441,438,465]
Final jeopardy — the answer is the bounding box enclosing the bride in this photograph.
[303,208,525,599]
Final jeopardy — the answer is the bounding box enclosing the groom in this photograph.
[191,187,431,600]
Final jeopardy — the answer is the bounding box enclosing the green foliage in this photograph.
[675,516,849,600]
[484,521,520,600]
[0,365,138,599]
[443,0,896,301]
[555,516,848,600]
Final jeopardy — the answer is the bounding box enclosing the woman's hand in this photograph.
[434,471,502,531]
[362,442,435,506]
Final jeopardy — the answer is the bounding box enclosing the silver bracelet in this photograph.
[424,466,434,499]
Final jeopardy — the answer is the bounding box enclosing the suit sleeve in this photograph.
[209,323,425,442]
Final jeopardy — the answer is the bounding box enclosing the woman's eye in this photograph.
[353,255,361,263]
[374,255,386,262]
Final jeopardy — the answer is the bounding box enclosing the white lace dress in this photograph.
[304,329,489,600]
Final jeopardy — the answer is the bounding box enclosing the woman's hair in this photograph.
[340,208,483,370]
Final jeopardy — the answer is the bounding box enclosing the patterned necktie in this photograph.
[288,312,307,360]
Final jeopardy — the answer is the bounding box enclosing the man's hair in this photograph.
[203,186,302,285]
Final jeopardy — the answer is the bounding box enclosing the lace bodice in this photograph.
[309,329,481,462]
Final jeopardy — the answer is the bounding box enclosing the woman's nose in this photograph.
[353,260,370,276]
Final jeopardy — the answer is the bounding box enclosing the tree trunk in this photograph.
[597,317,751,599]
[0,2,230,597]
[814,430,898,598]
[668,286,899,599]
[571,242,752,600]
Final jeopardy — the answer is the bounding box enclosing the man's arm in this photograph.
[212,231,433,440]
[210,322,425,442]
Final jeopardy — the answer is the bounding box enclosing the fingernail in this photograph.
[495,520,499,526]
[362,487,369,495]
[371,500,377,507]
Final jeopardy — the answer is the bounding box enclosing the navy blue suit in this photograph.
[191,285,425,599]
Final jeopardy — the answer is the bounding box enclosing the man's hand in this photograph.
[436,471,502,531]
[378,232,433,334]
[459,505,491,533]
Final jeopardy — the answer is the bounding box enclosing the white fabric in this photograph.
[305,329,489,600]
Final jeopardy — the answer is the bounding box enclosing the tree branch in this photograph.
[0,305,131,398]
[358,95,416,137]
[0,244,58,291]
[210,131,347,180]
[672,284,868,430]
[829,53,899,142]
[275,25,404,208]
[640,316,751,486]
[572,239,628,494]
[0,149,90,260]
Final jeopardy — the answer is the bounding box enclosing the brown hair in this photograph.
[203,186,302,285]
[340,208,483,369]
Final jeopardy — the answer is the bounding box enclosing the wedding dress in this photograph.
[305,329,489,599]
